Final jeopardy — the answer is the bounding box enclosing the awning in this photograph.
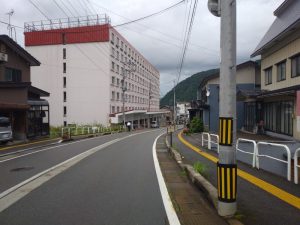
[0,103,30,110]
[28,99,49,106]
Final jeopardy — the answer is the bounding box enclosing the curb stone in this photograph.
[165,134,244,225]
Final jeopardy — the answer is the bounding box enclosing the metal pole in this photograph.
[173,80,176,125]
[218,0,237,216]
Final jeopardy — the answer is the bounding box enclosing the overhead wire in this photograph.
[113,0,185,28]
[27,0,51,20]
[58,0,76,17]
[176,0,198,85]
[53,0,70,17]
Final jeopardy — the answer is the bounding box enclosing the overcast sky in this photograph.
[0,0,283,96]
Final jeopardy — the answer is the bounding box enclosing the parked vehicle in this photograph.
[151,121,159,128]
[0,117,13,144]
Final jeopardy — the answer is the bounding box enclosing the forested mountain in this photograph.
[160,68,219,106]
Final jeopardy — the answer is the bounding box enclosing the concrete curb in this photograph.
[165,134,244,225]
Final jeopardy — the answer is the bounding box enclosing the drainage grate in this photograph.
[10,166,34,172]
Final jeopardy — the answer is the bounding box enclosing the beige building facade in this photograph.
[252,0,300,139]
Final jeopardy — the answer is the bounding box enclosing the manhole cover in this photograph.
[10,166,34,172]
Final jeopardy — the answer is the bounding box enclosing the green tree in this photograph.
[190,117,203,133]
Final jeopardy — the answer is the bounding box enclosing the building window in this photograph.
[63,91,67,102]
[264,101,293,136]
[117,92,120,100]
[63,106,67,117]
[121,41,123,50]
[111,62,115,71]
[111,47,115,57]
[117,78,119,86]
[264,67,272,85]
[112,91,115,100]
[111,33,115,44]
[63,62,66,73]
[112,76,115,84]
[4,68,21,82]
[117,65,119,74]
[291,54,300,78]
[63,48,66,59]
[116,37,119,47]
[112,106,115,113]
[117,51,119,60]
[63,77,66,88]
[277,61,286,81]
[64,121,67,126]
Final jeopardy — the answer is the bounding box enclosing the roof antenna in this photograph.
[6,9,16,40]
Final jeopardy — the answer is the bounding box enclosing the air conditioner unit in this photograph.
[0,53,8,62]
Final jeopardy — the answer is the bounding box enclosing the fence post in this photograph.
[170,131,173,147]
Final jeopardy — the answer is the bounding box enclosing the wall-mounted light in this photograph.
[206,88,211,97]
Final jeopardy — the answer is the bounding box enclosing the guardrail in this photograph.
[202,132,211,149]
[201,132,220,153]
[210,134,219,153]
[236,138,257,168]
[257,142,291,181]
[294,148,300,184]
[61,126,122,138]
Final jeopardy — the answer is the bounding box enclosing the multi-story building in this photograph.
[251,0,300,139]
[24,15,160,127]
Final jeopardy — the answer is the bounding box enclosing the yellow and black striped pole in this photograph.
[218,117,237,203]
[208,0,237,216]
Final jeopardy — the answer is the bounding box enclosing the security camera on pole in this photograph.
[208,0,237,217]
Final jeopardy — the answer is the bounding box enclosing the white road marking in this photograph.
[0,130,156,163]
[152,133,181,225]
[0,130,158,212]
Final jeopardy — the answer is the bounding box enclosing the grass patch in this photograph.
[193,161,208,178]
[234,211,245,220]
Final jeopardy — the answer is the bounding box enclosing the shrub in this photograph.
[190,117,203,133]
[182,128,190,135]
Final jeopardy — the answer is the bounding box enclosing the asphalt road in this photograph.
[0,129,167,225]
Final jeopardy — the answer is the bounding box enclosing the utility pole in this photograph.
[208,0,237,217]
[173,80,176,125]
[122,61,136,129]
[148,80,152,111]
[121,69,127,130]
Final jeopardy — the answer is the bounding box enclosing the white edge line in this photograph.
[152,133,181,225]
[0,129,158,163]
[0,129,157,199]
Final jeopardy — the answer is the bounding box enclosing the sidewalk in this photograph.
[171,130,300,225]
[156,134,228,225]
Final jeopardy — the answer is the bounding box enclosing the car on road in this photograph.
[151,121,159,128]
[0,117,13,144]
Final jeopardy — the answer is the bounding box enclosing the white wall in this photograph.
[27,42,110,126]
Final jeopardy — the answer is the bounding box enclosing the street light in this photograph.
[208,0,237,217]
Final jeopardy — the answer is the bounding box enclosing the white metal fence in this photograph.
[294,148,300,184]
[256,142,291,181]
[236,138,257,168]
[199,134,296,183]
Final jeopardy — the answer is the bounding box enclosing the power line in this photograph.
[58,0,76,17]
[113,0,185,28]
[53,0,70,17]
[0,20,23,29]
[27,0,51,20]
[176,0,198,84]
